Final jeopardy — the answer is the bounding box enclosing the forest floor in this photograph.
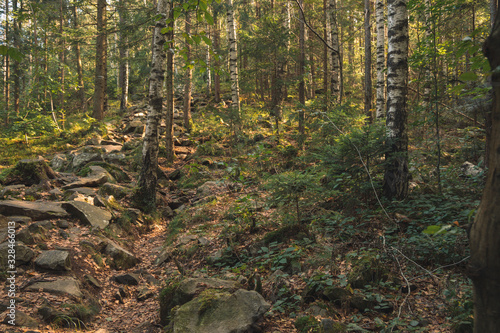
[0,99,478,333]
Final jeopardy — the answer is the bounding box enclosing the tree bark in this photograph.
[165,4,175,163]
[93,0,107,120]
[227,0,241,126]
[12,0,20,115]
[183,11,193,132]
[213,9,221,103]
[383,0,409,200]
[364,0,372,123]
[328,0,340,104]
[118,0,129,112]
[298,0,306,144]
[375,0,385,119]
[469,5,500,332]
[59,0,65,112]
[72,4,86,111]
[4,0,10,124]
[138,0,169,212]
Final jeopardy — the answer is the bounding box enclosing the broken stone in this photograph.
[114,273,140,286]
[101,238,140,270]
[62,201,111,229]
[0,200,69,220]
[0,242,34,269]
[27,278,83,298]
[35,250,71,271]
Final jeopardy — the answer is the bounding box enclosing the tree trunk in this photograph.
[328,0,340,104]
[4,0,10,124]
[383,0,409,200]
[469,6,500,332]
[213,9,221,103]
[12,0,20,115]
[298,0,306,144]
[323,0,328,109]
[364,0,372,123]
[138,0,169,212]
[118,0,129,112]
[375,0,385,119]
[183,11,193,132]
[491,0,497,27]
[72,5,86,111]
[227,0,241,127]
[59,0,65,112]
[165,5,175,163]
[93,0,107,120]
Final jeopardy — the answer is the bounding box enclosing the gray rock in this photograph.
[2,310,40,327]
[172,289,270,333]
[62,174,108,190]
[0,200,69,220]
[101,238,140,270]
[62,201,111,229]
[114,273,140,285]
[64,187,98,196]
[28,220,54,233]
[0,241,35,269]
[137,284,155,301]
[51,153,68,171]
[70,147,105,169]
[27,278,83,298]
[99,183,130,199]
[16,228,35,245]
[461,161,483,177]
[7,215,32,224]
[35,250,71,271]
[104,152,127,164]
[57,220,70,229]
[0,184,26,197]
[85,274,102,288]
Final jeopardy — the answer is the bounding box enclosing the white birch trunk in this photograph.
[226,0,241,122]
[138,0,169,210]
[375,0,385,119]
[384,0,409,200]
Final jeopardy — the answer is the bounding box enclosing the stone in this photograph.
[57,220,70,229]
[62,201,112,230]
[62,174,108,190]
[27,277,83,298]
[85,274,102,288]
[320,319,346,333]
[114,273,140,285]
[7,215,32,224]
[28,220,54,233]
[101,238,140,270]
[104,152,127,164]
[2,310,40,327]
[16,228,35,245]
[171,289,270,333]
[0,242,35,269]
[155,248,171,266]
[0,184,26,197]
[51,153,68,171]
[461,161,483,178]
[70,146,105,169]
[0,200,69,220]
[99,183,130,199]
[124,119,145,134]
[137,285,155,301]
[35,250,71,271]
[3,158,58,186]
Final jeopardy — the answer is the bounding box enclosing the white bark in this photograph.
[138,0,169,209]
[384,0,409,199]
[375,0,385,119]
[227,0,240,120]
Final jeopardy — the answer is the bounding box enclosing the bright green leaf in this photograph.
[460,72,478,81]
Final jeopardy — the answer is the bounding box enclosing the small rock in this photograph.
[35,250,71,271]
[63,201,111,230]
[27,278,82,298]
[114,273,140,285]
[0,242,35,269]
[101,238,140,270]
[85,274,102,288]
[8,216,32,224]
[57,220,70,229]
[137,285,155,301]
[17,228,35,245]
[2,310,39,327]
[28,220,53,233]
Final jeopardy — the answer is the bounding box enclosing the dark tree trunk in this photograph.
[364,0,372,123]
[93,0,107,120]
[72,5,86,111]
[469,6,500,332]
[183,11,192,132]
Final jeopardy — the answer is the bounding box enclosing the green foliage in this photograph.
[294,315,320,333]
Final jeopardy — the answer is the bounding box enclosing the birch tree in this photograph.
[383,0,408,200]
[364,0,372,122]
[138,0,169,211]
[226,0,241,126]
[118,0,130,112]
[183,11,193,132]
[165,5,175,163]
[375,0,385,119]
[469,5,500,331]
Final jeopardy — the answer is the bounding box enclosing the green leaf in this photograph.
[410,320,420,327]
[460,72,478,81]
[422,225,442,235]
[204,11,214,25]
[202,35,212,46]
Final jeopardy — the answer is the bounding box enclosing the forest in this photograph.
[0,0,499,332]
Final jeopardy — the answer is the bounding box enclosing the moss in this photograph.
[159,280,182,326]
[295,315,320,333]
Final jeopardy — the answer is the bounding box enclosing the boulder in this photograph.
[114,273,140,285]
[26,277,83,298]
[461,161,483,178]
[16,228,35,245]
[70,146,105,169]
[1,158,58,186]
[0,200,69,220]
[0,241,34,269]
[51,153,68,171]
[171,289,270,333]
[35,250,71,271]
[99,183,131,199]
[62,201,111,230]
[2,310,40,327]
[100,238,140,270]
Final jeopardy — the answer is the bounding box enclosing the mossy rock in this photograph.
[295,315,320,333]
[1,159,58,186]
[347,251,389,289]
[81,161,131,182]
